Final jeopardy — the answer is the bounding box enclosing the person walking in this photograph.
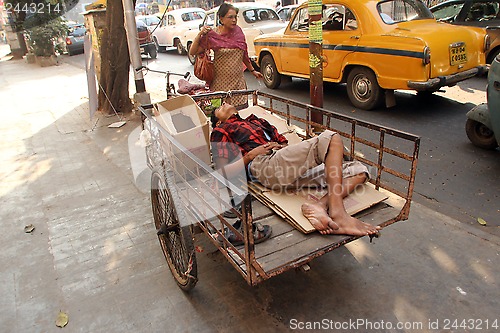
[189,3,263,110]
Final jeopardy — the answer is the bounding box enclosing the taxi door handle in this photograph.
[350,35,360,39]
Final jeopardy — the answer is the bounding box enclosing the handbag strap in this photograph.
[203,35,212,59]
[200,34,209,54]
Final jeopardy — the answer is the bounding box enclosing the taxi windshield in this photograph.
[377,0,434,24]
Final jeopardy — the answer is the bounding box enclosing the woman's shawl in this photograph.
[201,25,250,63]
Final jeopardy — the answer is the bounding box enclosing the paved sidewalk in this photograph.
[1,47,499,333]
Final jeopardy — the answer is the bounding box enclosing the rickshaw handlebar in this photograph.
[135,66,190,79]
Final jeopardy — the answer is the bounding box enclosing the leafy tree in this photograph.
[24,17,67,56]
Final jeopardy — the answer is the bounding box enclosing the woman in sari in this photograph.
[189,3,263,109]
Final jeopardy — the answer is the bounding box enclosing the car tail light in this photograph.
[484,34,491,52]
[423,46,430,65]
[66,37,72,45]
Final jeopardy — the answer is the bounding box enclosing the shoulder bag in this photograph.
[194,37,214,83]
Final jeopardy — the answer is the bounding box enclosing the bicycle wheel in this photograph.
[151,168,198,291]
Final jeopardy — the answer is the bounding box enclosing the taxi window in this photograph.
[465,1,500,22]
[378,0,433,24]
[432,2,465,21]
[323,5,358,30]
[290,7,310,31]
[290,5,357,31]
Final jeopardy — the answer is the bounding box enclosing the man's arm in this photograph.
[213,143,277,180]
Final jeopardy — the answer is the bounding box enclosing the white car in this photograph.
[152,7,206,55]
[185,2,287,64]
[277,4,298,22]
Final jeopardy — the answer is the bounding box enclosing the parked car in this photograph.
[136,19,157,59]
[136,14,161,29]
[65,23,85,56]
[152,7,206,55]
[277,4,298,22]
[430,0,500,63]
[254,0,489,110]
[185,2,287,64]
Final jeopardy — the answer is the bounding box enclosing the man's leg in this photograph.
[302,134,380,236]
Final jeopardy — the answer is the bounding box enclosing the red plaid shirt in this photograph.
[210,114,288,161]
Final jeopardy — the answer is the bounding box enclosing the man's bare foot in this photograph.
[322,212,381,236]
[301,202,340,235]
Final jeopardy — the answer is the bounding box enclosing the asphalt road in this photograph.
[64,49,499,236]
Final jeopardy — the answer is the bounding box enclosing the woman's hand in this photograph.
[199,26,212,36]
[190,26,212,56]
[251,70,263,79]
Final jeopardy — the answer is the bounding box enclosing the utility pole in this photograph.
[122,0,151,105]
[308,0,323,127]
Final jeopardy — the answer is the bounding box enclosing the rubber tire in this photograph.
[487,48,500,65]
[176,40,186,55]
[154,37,166,53]
[149,45,157,59]
[261,54,281,89]
[187,43,196,65]
[465,118,498,149]
[346,67,384,110]
[151,169,198,291]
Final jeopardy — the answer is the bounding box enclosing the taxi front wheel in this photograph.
[261,55,281,89]
[347,67,384,110]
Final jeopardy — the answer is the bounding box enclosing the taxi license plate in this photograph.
[450,43,467,65]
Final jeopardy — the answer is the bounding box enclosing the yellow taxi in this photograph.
[254,0,490,110]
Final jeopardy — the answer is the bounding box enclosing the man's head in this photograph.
[214,102,237,124]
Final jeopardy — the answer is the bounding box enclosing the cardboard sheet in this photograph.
[248,182,388,234]
[239,105,304,145]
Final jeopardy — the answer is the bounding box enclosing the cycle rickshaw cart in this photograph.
[139,90,420,291]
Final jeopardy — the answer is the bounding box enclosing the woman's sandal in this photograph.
[221,220,272,247]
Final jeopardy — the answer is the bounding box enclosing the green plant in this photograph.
[25,17,68,57]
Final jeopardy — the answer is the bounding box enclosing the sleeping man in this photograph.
[210,102,381,236]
